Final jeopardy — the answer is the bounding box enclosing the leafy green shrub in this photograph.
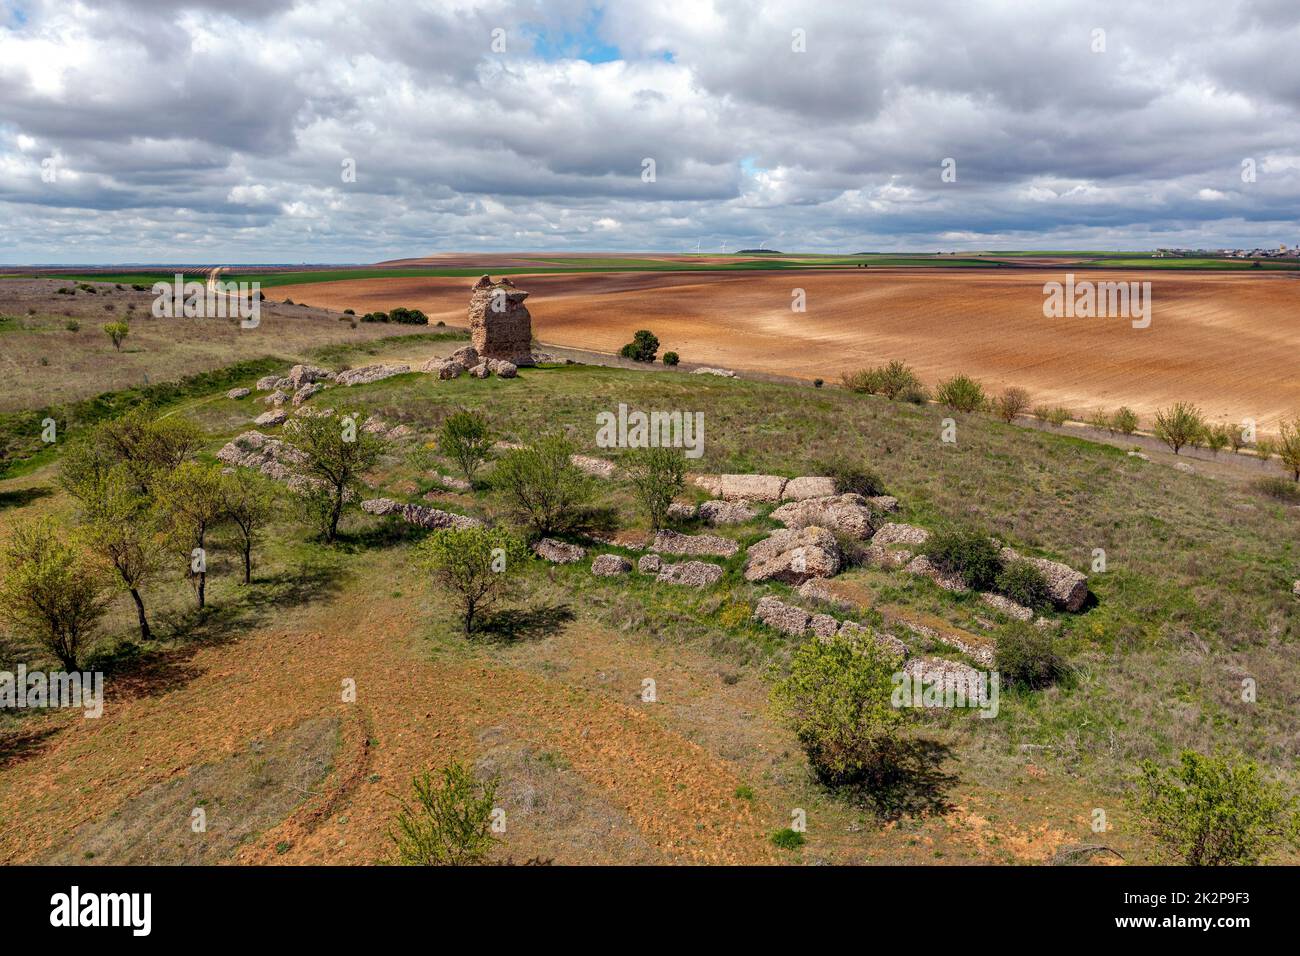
[360,311,389,323]
[935,374,986,413]
[624,446,686,529]
[994,621,1066,689]
[1132,750,1300,865]
[770,828,806,849]
[662,351,679,366]
[993,386,1031,423]
[876,360,922,400]
[417,525,523,634]
[619,329,659,362]
[841,367,884,394]
[493,432,593,535]
[1279,418,1300,481]
[1154,402,1205,455]
[439,409,493,484]
[390,762,500,865]
[926,527,1002,590]
[1111,406,1139,435]
[65,319,80,332]
[995,559,1051,610]
[103,322,129,351]
[814,458,886,497]
[0,518,110,670]
[388,306,429,325]
[1205,423,1231,456]
[813,378,823,388]
[772,633,904,787]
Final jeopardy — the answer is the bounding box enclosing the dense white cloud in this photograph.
[1,0,1298,262]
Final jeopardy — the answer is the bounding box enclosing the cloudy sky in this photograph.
[2,0,1299,263]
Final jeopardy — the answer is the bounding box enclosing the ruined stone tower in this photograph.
[468,275,534,366]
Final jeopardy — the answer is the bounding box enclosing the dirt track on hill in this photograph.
[276,268,1300,430]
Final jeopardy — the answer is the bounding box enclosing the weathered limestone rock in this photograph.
[570,455,617,478]
[651,530,740,558]
[809,613,840,639]
[637,554,662,574]
[265,390,289,407]
[904,554,970,593]
[771,493,876,539]
[697,499,758,525]
[292,382,323,406]
[979,592,1034,621]
[592,554,633,576]
[688,473,790,502]
[872,523,931,548]
[450,346,480,368]
[532,538,586,564]
[227,387,251,399]
[359,498,481,530]
[335,364,410,387]
[486,358,518,378]
[255,374,281,391]
[744,526,841,584]
[287,364,332,389]
[422,357,464,379]
[691,367,736,377]
[468,276,534,366]
[864,544,914,569]
[468,363,491,379]
[782,477,838,501]
[666,502,698,521]
[903,657,986,695]
[867,495,899,514]
[999,547,1088,612]
[254,409,288,427]
[753,596,811,636]
[837,620,908,659]
[656,560,723,587]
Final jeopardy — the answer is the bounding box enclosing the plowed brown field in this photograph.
[276,269,1300,430]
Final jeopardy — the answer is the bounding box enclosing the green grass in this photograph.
[5,345,1297,808]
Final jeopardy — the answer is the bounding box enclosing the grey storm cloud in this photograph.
[1,0,1298,262]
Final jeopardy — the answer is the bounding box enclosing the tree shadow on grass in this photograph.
[0,722,63,770]
[333,519,428,552]
[152,561,346,651]
[475,602,575,644]
[0,486,53,510]
[848,738,960,822]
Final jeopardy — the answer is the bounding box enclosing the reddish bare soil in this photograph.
[276,269,1300,430]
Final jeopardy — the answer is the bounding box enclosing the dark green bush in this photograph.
[994,622,1067,689]
[926,527,1001,590]
[815,458,886,497]
[662,351,679,366]
[619,329,659,362]
[995,559,1051,610]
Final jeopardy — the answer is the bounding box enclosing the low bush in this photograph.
[926,527,1001,590]
[993,386,1031,423]
[772,633,904,787]
[815,458,886,497]
[1154,402,1205,455]
[1111,406,1139,435]
[935,374,986,413]
[995,559,1051,610]
[662,351,679,366]
[995,622,1068,689]
[619,329,659,362]
[390,762,500,865]
[1132,750,1300,865]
